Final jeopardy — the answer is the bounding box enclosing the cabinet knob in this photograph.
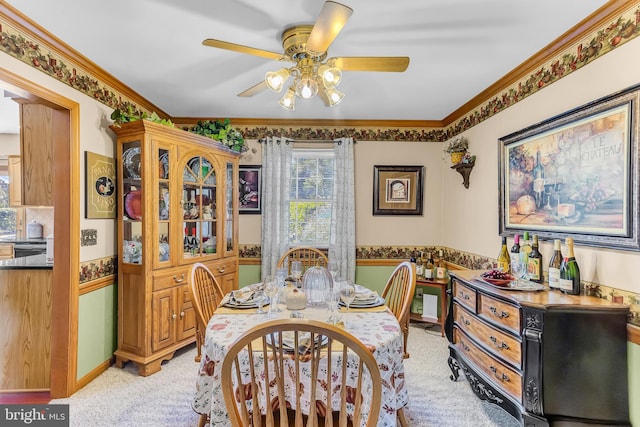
[490,366,510,382]
[460,315,471,326]
[172,313,177,319]
[173,274,185,283]
[180,311,185,318]
[217,266,225,273]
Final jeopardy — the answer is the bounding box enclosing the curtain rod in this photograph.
[258,138,356,144]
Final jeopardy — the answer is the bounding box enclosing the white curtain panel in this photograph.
[329,137,356,282]
[260,137,292,279]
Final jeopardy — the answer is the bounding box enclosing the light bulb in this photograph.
[279,87,296,110]
[324,87,345,106]
[265,68,290,93]
[295,78,318,99]
[318,65,342,89]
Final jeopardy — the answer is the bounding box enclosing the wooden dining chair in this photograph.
[277,246,329,274]
[381,261,416,359]
[221,318,382,427]
[189,262,225,363]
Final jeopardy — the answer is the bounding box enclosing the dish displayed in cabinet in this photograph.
[123,147,141,179]
[124,190,142,220]
[159,152,169,179]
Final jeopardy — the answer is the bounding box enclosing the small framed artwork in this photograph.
[373,165,424,215]
[498,83,640,251]
[239,165,262,214]
[85,151,116,219]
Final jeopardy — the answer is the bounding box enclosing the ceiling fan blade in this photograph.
[305,1,353,56]
[203,39,286,61]
[238,81,268,97]
[331,57,410,72]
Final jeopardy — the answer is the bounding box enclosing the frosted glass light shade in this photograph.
[279,87,296,110]
[324,87,345,106]
[265,68,290,92]
[295,77,319,99]
[318,65,342,88]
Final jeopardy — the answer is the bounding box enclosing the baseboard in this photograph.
[74,357,114,392]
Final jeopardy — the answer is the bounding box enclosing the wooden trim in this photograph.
[79,275,116,295]
[356,259,411,266]
[74,357,113,391]
[442,0,633,125]
[0,3,169,119]
[239,258,261,266]
[628,323,640,346]
[0,68,79,398]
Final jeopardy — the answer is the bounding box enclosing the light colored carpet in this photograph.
[51,323,519,426]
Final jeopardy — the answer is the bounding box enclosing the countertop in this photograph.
[0,254,53,270]
[0,238,47,244]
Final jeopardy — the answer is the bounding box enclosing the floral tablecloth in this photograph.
[192,306,408,426]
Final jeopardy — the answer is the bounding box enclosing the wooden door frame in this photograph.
[1,67,79,398]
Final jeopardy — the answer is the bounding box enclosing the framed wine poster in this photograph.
[85,151,116,219]
[498,83,640,251]
[239,165,261,214]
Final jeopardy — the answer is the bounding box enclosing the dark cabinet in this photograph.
[446,270,630,426]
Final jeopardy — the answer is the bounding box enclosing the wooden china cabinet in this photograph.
[111,120,240,376]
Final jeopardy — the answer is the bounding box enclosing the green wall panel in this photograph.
[77,284,117,380]
[239,265,261,288]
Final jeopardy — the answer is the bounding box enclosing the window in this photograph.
[0,162,17,239]
[288,149,335,246]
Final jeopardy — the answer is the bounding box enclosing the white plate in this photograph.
[265,332,328,353]
[123,147,141,179]
[340,295,385,308]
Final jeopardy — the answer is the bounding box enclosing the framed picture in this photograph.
[373,165,424,215]
[498,83,640,251]
[85,151,116,219]
[239,165,261,214]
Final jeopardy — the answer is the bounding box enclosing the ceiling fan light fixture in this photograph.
[318,64,342,88]
[324,87,345,106]
[265,68,290,92]
[279,87,296,110]
[295,77,319,99]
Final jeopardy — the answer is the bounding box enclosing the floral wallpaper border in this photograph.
[240,244,640,326]
[2,4,640,142]
[79,256,116,284]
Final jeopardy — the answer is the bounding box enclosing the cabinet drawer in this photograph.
[477,293,520,334]
[205,258,237,278]
[454,304,521,369]
[153,267,190,291]
[454,327,522,402]
[453,279,476,313]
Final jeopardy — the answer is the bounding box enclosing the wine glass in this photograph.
[339,281,356,312]
[263,277,278,318]
[512,255,530,286]
[325,283,342,324]
[254,289,267,314]
[328,261,339,281]
[272,268,288,312]
[291,261,303,286]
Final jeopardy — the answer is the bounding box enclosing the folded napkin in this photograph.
[231,288,255,303]
[353,285,379,302]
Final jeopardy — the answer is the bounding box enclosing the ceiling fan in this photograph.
[202,1,410,109]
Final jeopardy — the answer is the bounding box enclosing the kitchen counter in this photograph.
[0,238,47,244]
[0,254,52,270]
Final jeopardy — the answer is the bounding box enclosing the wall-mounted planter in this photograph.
[451,162,475,189]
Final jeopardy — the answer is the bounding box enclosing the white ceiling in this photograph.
[3,0,608,126]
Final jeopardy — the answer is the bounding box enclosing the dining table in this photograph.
[191,290,409,427]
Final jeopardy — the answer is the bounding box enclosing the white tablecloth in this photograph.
[192,305,408,426]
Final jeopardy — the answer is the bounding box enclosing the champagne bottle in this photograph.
[497,236,511,273]
[424,252,435,279]
[559,238,581,295]
[520,231,532,269]
[548,239,563,290]
[528,234,543,283]
[416,251,424,277]
[509,234,520,275]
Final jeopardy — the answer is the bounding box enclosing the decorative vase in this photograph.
[450,151,465,164]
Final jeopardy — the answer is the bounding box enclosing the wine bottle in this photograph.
[183,227,190,252]
[533,148,545,209]
[559,237,581,295]
[548,239,563,290]
[497,236,511,273]
[520,231,532,269]
[410,251,417,264]
[528,234,543,283]
[424,252,435,279]
[436,250,448,280]
[190,227,199,255]
[416,251,424,277]
[509,234,520,275]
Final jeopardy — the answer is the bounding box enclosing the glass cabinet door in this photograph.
[224,161,236,254]
[157,147,171,264]
[181,155,217,259]
[122,141,143,264]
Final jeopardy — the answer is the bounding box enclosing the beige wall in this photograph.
[441,36,640,295]
[239,138,446,246]
[0,53,117,262]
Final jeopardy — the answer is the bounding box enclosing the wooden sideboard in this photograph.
[445,270,630,426]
